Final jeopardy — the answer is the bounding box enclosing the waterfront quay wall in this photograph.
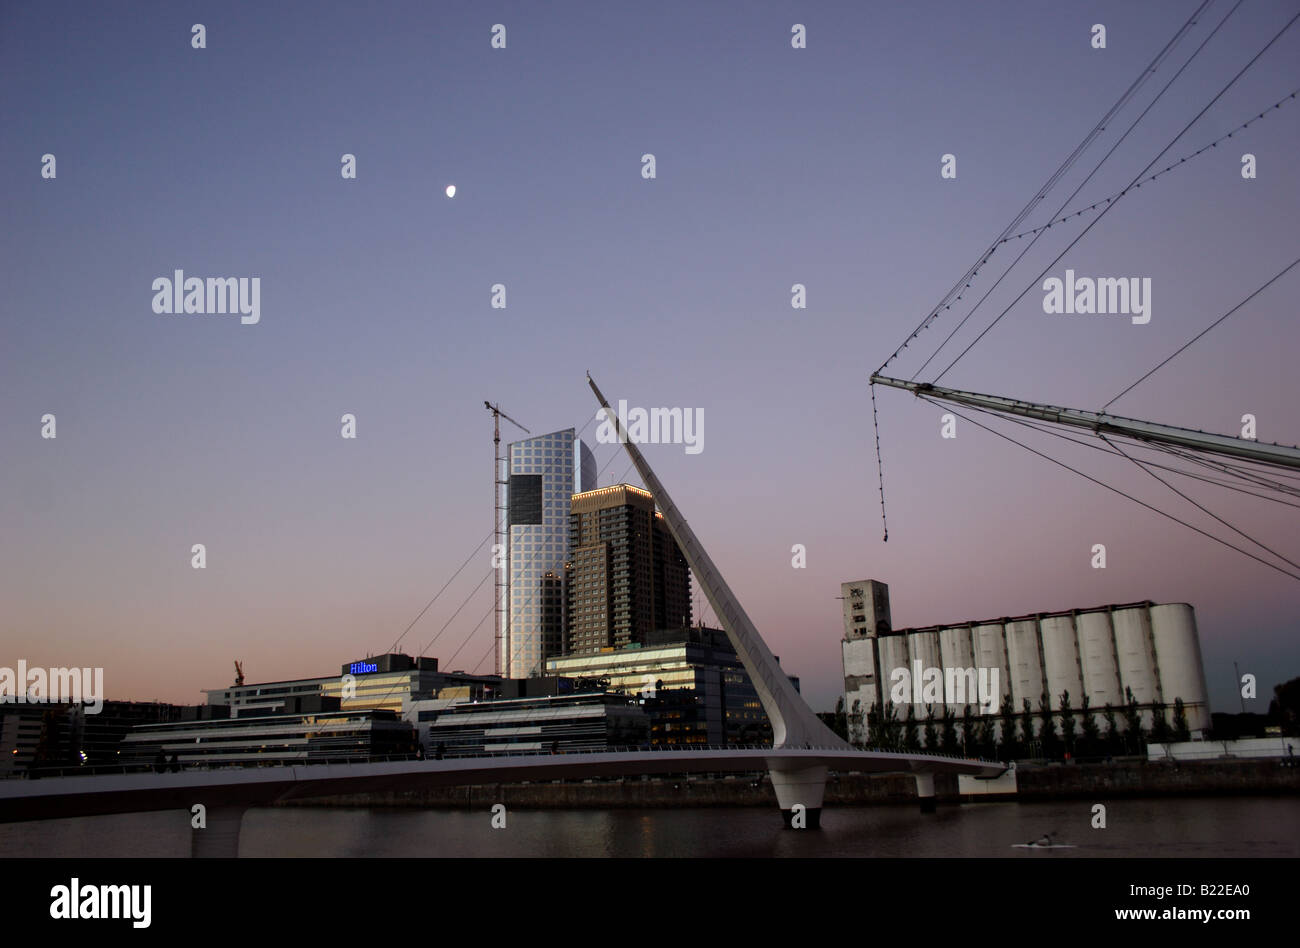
[276,758,1299,810]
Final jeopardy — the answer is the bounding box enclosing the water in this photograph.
[2,796,1296,857]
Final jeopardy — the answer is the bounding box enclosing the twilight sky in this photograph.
[2,0,1297,717]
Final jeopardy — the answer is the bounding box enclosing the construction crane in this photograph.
[485,402,530,678]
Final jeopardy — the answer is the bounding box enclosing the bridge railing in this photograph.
[1,744,1001,780]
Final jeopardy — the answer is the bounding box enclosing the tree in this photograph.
[828,695,849,742]
[1124,686,1144,754]
[866,702,883,749]
[1079,694,1100,757]
[850,699,864,748]
[1058,690,1077,758]
[923,704,938,751]
[904,704,920,751]
[1038,693,1058,759]
[999,694,1018,761]
[1172,697,1191,743]
[1021,698,1036,756]
[1268,677,1300,736]
[940,705,958,754]
[1103,705,1121,756]
[1150,701,1172,747]
[882,701,902,751]
[973,710,997,759]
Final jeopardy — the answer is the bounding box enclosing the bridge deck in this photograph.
[0,747,1005,823]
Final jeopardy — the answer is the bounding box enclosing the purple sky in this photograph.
[3,0,1297,716]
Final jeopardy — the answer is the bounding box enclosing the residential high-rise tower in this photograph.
[565,484,691,654]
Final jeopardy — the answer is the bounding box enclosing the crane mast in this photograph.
[485,402,530,678]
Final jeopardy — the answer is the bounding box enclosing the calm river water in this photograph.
[2,796,1297,857]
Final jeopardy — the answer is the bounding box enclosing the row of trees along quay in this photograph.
[833,687,1194,762]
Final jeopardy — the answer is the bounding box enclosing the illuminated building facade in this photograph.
[504,428,597,678]
[565,484,691,654]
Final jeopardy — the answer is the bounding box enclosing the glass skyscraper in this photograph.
[503,427,596,678]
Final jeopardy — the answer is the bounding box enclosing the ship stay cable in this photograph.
[875,0,1215,379]
[931,5,1297,384]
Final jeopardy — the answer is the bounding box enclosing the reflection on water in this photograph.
[1,797,1296,858]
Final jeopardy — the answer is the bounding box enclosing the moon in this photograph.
[445,185,456,198]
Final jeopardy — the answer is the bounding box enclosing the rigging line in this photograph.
[1101,434,1300,571]
[1005,404,1300,495]
[874,0,1215,377]
[913,7,1258,384]
[997,88,1299,245]
[1104,255,1300,410]
[1144,439,1300,494]
[914,394,1300,582]
[1142,433,1300,483]
[933,5,1299,385]
[1138,430,1300,484]
[870,381,889,541]
[949,400,1300,507]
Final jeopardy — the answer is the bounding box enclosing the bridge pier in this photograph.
[914,773,937,813]
[191,804,248,858]
[769,762,827,829]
